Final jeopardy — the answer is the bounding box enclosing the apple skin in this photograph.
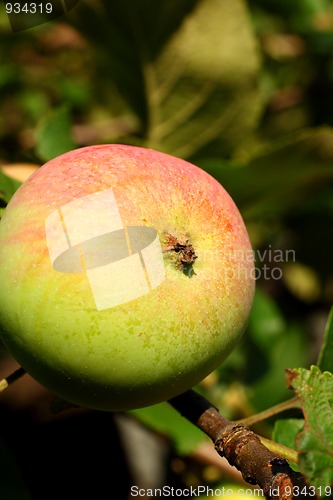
[0,145,254,411]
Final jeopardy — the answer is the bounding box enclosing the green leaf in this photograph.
[248,287,286,348]
[128,401,205,455]
[317,307,333,373]
[273,418,305,451]
[147,0,262,159]
[198,127,333,221]
[245,289,308,411]
[250,324,308,411]
[272,418,304,469]
[35,106,75,162]
[70,0,262,159]
[0,171,21,205]
[287,365,333,488]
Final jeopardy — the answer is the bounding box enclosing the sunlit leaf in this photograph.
[287,365,333,488]
[70,0,262,159]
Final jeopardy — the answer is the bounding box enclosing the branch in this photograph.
[0,366,26,392]
[169,389,313,500]
[0,366,313,499]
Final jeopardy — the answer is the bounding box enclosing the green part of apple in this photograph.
[0,144,255,411]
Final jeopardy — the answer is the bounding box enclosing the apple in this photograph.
[0,145,254,411]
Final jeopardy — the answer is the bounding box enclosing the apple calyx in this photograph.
[163,233,198,277]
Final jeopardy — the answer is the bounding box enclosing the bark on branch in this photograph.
[168,389,313,500]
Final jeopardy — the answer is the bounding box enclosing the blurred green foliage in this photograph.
[1,0,333,496]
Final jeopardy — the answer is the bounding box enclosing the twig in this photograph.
[0,366,27,392]
[169,389,313,500]
[236,397,301,427]
[258,436,298,465]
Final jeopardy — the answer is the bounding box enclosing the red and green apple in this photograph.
[0,145,254,411]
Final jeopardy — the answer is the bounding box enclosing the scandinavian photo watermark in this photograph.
[199,245,296,281]
[241,245,296,281]
[5,0,80,32]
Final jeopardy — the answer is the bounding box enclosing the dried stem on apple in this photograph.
[169,390,313,500]
[162,233,197,277]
